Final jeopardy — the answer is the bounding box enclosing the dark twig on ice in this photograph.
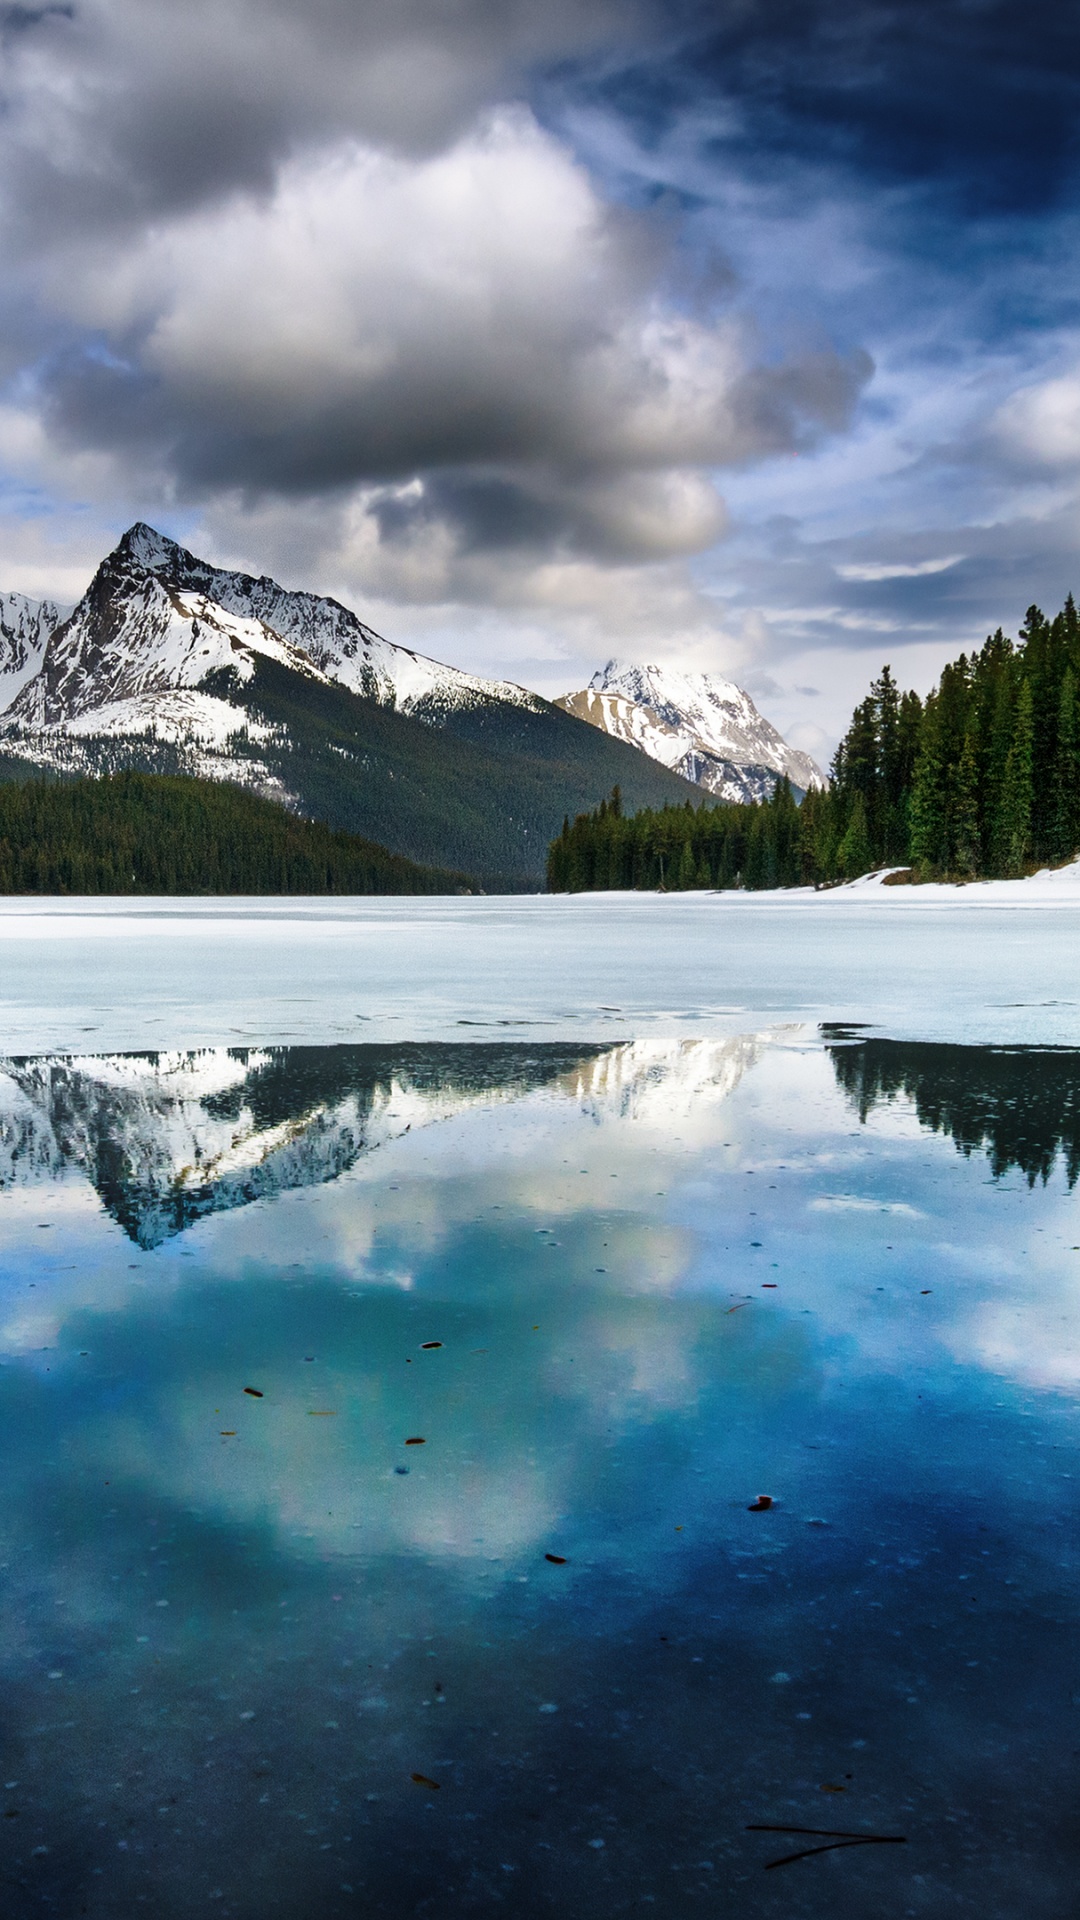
[746,1823,908,1870]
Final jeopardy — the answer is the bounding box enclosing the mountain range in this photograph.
[0,525,819,886]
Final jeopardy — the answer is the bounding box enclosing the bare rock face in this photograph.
[558,660,825,802]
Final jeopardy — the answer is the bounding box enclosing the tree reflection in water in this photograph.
[826,1027,1080,1187]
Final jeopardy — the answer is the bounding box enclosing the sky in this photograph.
[0,0,1078,759]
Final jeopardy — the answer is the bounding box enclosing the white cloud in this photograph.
[835,553,966,581]
[993,366,1080,469]
[44,110,863,505]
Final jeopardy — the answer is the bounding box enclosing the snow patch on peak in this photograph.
[592,659,769,743]
[6,569,335,732]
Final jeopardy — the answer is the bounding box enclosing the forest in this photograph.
[0,771,471,894]
[547,597,1080,891]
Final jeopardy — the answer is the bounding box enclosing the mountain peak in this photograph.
[114,523,186,572]
[590,657,625,690]
[590,658,743,708]
[1,520,548,742]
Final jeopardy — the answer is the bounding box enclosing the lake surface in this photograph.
[0,887,1079,1048]
[1,899,1080,1918]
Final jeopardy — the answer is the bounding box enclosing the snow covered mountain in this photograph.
[0,590,68,716]
[2,522,541,740]
[557,660,825,803]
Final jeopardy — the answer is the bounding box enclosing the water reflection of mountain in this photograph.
[559,1033,766,1123]
[826,1034,1080,1187]
[0,1043,610,1248]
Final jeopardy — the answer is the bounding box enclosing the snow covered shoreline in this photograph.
[546,856,1080,908]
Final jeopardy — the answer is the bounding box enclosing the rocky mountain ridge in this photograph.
[1,523,541,739]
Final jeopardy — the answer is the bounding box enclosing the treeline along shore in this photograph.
[0,771,472,894]
[547,597,1080,892]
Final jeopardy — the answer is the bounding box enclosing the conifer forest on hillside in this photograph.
[0,772,471,894]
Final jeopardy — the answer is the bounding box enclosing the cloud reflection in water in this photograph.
[0,1032,1079,1916]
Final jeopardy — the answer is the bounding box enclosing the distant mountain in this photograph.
[0,527,706,888]
[557,660,825,803]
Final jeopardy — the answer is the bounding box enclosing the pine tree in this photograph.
[983,647,1016,874]
[872,665,902,857]
[909,693,949,873]
[952,727,981,877]
[836,794,871,878]
[1052,667,1080,863]
[998,679,1034,875]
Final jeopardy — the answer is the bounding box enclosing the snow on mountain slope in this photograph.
[4,523,542,743]
[0,592,67,717]
[559,684,774,803]
[558,660,825,803]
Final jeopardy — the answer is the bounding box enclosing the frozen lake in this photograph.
[1,892,1079,1917]
[0,885,1079,1049]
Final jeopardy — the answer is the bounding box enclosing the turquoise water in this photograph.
[1,1031,1079,1916]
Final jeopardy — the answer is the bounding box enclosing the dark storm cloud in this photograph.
[19,100,870,543]
[599,0,1080,219]
[367,468,728,566]
[0,0,867,573]
[40,308,870,511]
[0,5,73,32]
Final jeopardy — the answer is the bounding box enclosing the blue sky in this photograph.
[0,0,1078,755]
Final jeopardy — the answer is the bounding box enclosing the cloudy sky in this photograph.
[0,0,1078,756]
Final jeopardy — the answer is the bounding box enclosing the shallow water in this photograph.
[2,1027,1080,1917]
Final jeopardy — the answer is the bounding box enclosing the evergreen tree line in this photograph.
[811,597,1080,879]
[546,779,806,892]
[547,596,1080,890]
[0,772,472,894]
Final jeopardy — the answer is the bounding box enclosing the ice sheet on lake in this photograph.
[0,889,1079,1051]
